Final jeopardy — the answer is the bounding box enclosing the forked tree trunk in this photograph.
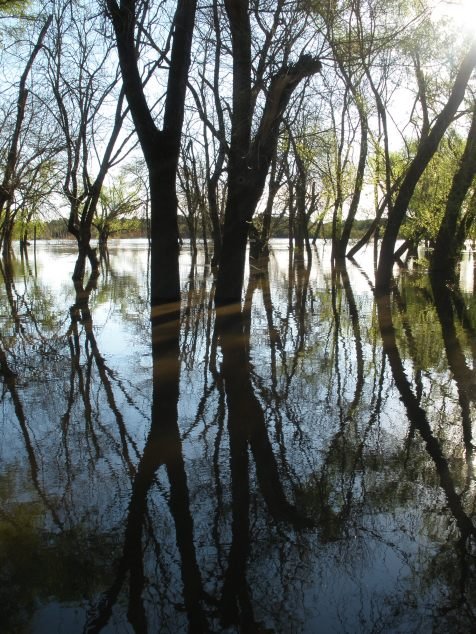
[215,0,321,304]
[107,0,197,307]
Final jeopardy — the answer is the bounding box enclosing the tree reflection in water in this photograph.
[0,240,475,633]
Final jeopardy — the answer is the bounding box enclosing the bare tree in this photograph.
[45,0,134,282]
[106,0,197,307]
[0,15,52,256]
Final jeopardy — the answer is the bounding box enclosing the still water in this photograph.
[0,240,475,633]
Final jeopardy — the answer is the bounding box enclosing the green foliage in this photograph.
[393,278,449,372]
[398,133,468,243]
[95,173,142,243]
[0,0,30,17]
[0,467,122,634]
[35,218,68,239]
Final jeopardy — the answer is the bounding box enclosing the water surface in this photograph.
[0,240,475,633]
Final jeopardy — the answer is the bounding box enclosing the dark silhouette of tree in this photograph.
[107,0,197,307]
[431,104,476,282]
[214,0,321,304]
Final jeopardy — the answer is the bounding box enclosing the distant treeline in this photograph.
[33,216,376,242]
[33,217,149,240]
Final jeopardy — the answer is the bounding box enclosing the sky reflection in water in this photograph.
[0,239,475,633]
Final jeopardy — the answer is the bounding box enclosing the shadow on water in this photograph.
[216,294,312,631]
[1,242,476,632]
[85,302,206,634]
[86,259,312,633]
[376,285,476,627]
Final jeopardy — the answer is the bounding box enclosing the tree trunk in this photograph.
[294,181,306,263]
[346,185,396,258]
[200,201,209,264]
[214,12,321,304]
[291,132,308,263]
[376,38,476,294]
[148,160,181,303]
[207,163,223,266]
[334,109,368,260]
[107,0,197,306]
[1,216,14,260]
[257,152,282,258]
[72,236,99,282]
[431,105,476,282]
[98,225,109,249]
[216,185,258,303]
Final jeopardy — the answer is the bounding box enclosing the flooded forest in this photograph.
[1,0,476,632]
